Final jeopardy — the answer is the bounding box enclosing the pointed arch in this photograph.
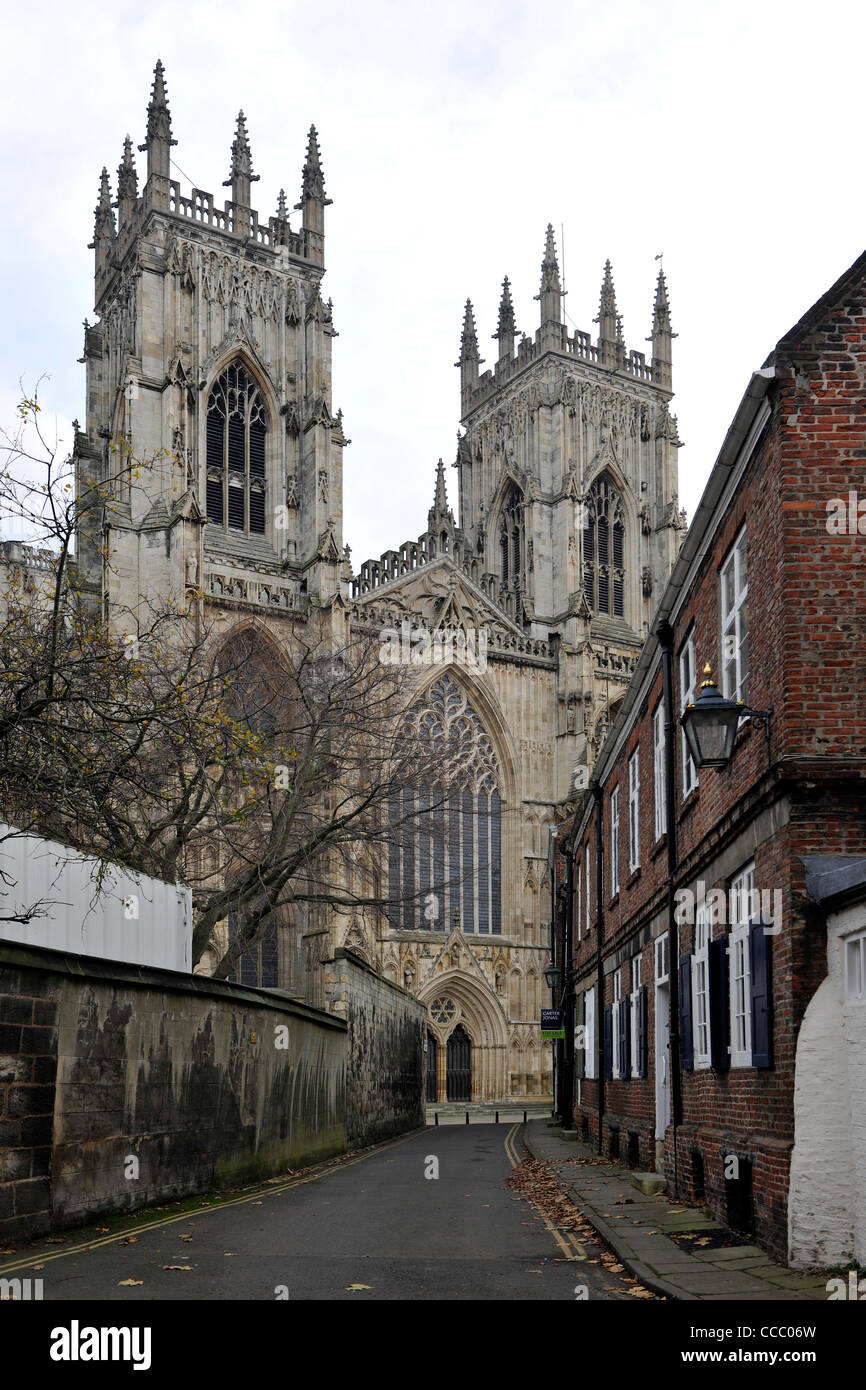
[418,969,509,1053]
[582,469,628,620]
[204,355,277,537]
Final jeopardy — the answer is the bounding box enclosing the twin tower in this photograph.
[77,61,684,781]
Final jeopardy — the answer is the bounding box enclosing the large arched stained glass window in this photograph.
[206,362,267,534]
[389,674,502,935]
[583,472,625,618]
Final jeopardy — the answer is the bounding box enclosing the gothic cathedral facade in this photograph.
[75,63,685,1102]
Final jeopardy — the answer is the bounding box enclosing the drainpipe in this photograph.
[560,844,574,1130]
[658,619,681,1198]
[591,779,605,1154]
[549,826,558,1116]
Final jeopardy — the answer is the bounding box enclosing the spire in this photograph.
[298,124,330,205]
[295,125,331,266]
[458,299,481,364]
[494,276,517,361]
[274,187,291,246]
[650,264,674,389]
[90,167,116,246]
[139,59,176,203]
[223,110,260,228]
[536,224,563,326]
[116,136,138,229]
[596,259,618,365]
[431,458,450,519]
[456,299,482,406]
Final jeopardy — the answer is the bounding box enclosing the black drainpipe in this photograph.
[591,779,604,1155]
[658,619,681,1199]
[560,844,574,1130]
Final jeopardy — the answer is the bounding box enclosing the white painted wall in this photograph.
[0,824,191,973]
[789,901,866,1267]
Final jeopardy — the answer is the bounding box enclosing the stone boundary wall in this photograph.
[0,942,346,1241]
[325,948,425,1146]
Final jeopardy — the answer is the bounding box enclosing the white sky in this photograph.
[2,0,864,564]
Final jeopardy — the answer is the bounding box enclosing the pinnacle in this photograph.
[432,457,450,516]
[298,124,330,206]
[276,188,288,220]
[653,265,672,331]
[599,259,617,316]
[495,275,516,340]
[142,57,176,150]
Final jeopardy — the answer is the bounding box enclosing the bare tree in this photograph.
[0,387,455,973]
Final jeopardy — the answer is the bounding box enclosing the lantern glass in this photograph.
[544,962,561,991]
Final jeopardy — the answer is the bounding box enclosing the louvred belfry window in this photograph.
[582,472,625,618]
[206,362,267,534]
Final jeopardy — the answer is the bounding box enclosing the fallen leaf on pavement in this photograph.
[118,1279,143,1286]
[345,1283,372,1291]
[160,1265,193,1271]
[121,1237,138,1245]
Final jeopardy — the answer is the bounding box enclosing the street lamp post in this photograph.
[681,664,772,769]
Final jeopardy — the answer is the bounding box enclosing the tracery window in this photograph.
[583,472,625,618]
[388,674,502,935]
[499,484,523,587]
[206,361,267,534]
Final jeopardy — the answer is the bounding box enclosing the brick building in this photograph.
[552,248,866,1266]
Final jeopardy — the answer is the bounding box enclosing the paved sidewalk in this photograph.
[523,1121,828,1302]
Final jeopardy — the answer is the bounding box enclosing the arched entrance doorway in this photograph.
[446,1024,472,1101]
[426,1032,438,1103]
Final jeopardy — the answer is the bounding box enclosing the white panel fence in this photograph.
[0,823,192,973]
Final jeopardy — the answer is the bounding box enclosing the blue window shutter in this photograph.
[604,1004,613,1079]
[637,985,648,1078]
[749,922,773,1069]
[709,936,729,1071]
[679,955,694,1070]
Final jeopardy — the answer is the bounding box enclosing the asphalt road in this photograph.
[1,1124,639,1301]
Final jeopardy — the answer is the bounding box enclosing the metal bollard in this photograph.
[435,1111,439,1126]
[465,1110,469,1124]
[523,1110,527,1123]
[495,1110,499,1125]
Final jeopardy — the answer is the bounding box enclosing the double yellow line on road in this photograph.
[503,1123,586,1263]
[0,1127,424,1278]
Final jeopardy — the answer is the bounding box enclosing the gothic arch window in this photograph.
[583,472,625,618]
[206,361,268,534]
[499,483,523,588]
[388,674,502,935]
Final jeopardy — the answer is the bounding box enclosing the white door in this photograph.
[655,980,670,1141]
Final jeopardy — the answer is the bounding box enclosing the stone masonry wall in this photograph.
[325,948,425,1147]
[0,942,346,1241]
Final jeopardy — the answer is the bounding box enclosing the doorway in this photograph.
[426,1032,438,1103]
[446,1024,472,1101]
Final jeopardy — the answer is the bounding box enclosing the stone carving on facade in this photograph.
[318,469,328,501]
[286,473,298,508]
[642,565,652,597]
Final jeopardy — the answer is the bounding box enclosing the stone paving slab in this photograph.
[523,1121,827,1303]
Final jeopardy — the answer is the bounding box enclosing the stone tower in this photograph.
[76,60,349,630]
[455,227,685,780]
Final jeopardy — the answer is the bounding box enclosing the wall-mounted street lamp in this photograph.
[544,960,561,991]
[681,663,772,770]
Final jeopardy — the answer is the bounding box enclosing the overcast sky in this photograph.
[2,0,864,563]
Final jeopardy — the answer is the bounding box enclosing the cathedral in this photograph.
[74,62,686,1102]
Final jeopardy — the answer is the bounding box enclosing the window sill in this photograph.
[626,866,641,888]
[679,784,700,816]
[609,890,620,909]
[651,833,668,861]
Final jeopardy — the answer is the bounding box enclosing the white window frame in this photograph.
[653,702,667,841]
[628,750,640,873]
[575,860,582,942]
[721,526,749,704]
[729,861,756,1067]
[585,842,591,935]
[693,904,711,1068]
[845,931,866,1004]
[610,786,620,897]
[612,968,622,1078]
[680,630,698,798]
[584,987,596,1078]
[630,953,641,1076]
[655,932,669,984]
